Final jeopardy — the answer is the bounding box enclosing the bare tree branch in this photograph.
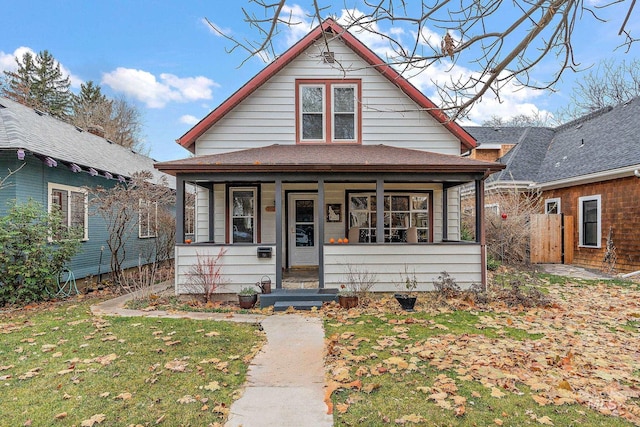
[210,0,637,120]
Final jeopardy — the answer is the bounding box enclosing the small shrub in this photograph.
[492,276,551,308]
[185,249,227,303]
[343,263,378,296]
[432,271,461,299]
[486,254,501,271]
[0,200,81,306]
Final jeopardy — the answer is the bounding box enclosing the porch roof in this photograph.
[155,144,504,175]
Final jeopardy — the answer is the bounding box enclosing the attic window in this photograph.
[75,126,84,132]
[322,51,335,63]
[34,109,46,116]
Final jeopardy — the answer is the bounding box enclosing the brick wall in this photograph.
[543,176,640,274]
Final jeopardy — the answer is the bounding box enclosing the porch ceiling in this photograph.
[155,144,505,176]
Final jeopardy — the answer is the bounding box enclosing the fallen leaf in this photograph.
[204,381,221,391]
[54,412,67,419]
[491,387,506,398]
[336,403,350,413]
[537,415,554,425]
[494,419,503,426]
[81,413,106,426]
[115,392,132,400]
[165,360,188,372]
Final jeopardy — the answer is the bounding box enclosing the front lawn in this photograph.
[325,275,640,426]
[0,297,264,426]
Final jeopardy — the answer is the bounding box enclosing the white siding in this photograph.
[324,243,482,291]
[195,38,461,156]
[175,245,276,294]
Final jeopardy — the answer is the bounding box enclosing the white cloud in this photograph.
[406,60,552,124]
[179,114,200,125]
[101,68,218,108]
[202,18,231,37]
[0,47,82,88]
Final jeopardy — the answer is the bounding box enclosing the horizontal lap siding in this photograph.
[196,38,460,156]
[175,245,276,294]
[324,244,482,291]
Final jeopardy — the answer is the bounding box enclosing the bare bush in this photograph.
[343,263,377,295]
[485,187,542,266]
[185,249,227,303]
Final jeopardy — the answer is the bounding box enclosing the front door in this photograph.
[288,194,318,267]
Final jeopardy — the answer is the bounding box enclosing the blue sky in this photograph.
[1,1,637,161]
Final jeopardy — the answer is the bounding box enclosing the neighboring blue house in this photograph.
[0,96,177,280]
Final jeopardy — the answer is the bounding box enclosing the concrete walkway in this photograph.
[225,314,333,427]
[90,284,333,427]
[539,264,614,281]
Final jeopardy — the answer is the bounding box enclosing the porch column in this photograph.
[318,178,325,288]
[275,178,283,289]
[208,184,215,242]
[376,178,384,244]
[442,187,449,240]
[176,175,185,244]
[475,178,487,288]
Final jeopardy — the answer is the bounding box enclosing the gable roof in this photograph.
[536,98,640,185]
[177,18,475,153]
[156,143,502,176]
[0,96,173,188]
[467,96,640,188]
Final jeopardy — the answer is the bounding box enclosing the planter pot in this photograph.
[338,295,359,309]
[238,294,258,309]
[394,294,417,311]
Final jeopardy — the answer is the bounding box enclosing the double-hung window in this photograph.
[578,195,601,247]
[230,188,256,243]
[139,199,158,238]
[48,183,88,240]
[297,80,360,143]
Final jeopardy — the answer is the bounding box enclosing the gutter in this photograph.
[537,164,640,191]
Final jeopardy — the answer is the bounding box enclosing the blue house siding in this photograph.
[0,151,18,216]
[0,151,165,280]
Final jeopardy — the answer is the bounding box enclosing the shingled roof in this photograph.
[155,144,503,175]
[0,96,173,187]
[466,96,640,187]
[536,98,640,184]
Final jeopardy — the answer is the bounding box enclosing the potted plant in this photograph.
[338,284,359,309]
[238,287,258,309]
[394,267,418,311]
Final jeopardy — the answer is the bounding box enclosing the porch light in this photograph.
[44,157,57,167]
[17,149,25,160]
[88,168,98,176]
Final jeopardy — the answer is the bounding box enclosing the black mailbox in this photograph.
[257,247,272,259]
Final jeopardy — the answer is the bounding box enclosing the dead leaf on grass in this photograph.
[81,413,106,426]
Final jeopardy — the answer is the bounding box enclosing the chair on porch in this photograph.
[348,227,360,243]
[406,227,418,243]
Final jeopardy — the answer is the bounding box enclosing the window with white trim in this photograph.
[139,199,158,238]
[578,195,601,247]
[545,198,561,214]
[348,192,431,242]
[48,183,88,240]
[230,188,256,243]
[297,80,359,143]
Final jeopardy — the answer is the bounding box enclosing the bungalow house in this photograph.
[466,96,640,274]
[155,18,504,295]
[0,96,176,280]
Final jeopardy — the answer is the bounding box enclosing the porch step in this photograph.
[273,300,323,311]
[259,288,339,309]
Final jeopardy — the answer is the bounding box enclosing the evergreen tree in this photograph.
[71,80,112,131]
[2,52,37,107]
[1,50,71,118]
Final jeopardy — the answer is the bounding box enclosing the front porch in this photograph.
[157,144,503,295]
